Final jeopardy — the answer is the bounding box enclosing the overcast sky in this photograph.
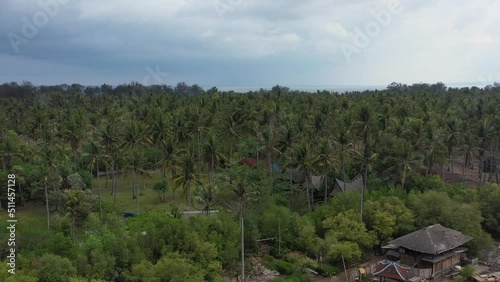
[1,0,499,88]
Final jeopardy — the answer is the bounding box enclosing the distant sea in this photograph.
[85,81,494,93]
[212,82,492,93]
[213,85,386,93]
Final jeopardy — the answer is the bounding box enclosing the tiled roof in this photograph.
[387,224,473,255]
[374,260,412,281]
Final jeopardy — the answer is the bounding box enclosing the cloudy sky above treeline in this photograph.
[1,0,499,88]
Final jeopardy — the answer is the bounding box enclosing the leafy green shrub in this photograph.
[264,261,278,272]
[285,252,317,269]
[275,260,295,275]
[265,260,299,276]
[35,253,77,282]
[458,265,475,282]
[316,263,339,276]
[264,254,275,262]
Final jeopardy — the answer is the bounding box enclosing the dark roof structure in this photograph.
[384,224,473,255]
[333,174,363,193]
[285,169,323,187]
[374,260,412,281]
[286,168,306,184]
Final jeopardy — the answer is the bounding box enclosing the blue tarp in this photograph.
[272,163,283,173]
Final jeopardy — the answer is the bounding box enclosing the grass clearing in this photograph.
[92,170,200,213]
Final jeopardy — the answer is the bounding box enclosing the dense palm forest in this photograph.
[0,81,499,281]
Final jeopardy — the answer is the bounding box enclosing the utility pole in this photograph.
[342,253,349,282]
[241,215,245,282]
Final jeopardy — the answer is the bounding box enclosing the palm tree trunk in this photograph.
[96,162,102,219]
[441,163,445,181]
[306,171,311,212]
[268,150,274,195]
[324,173,328,204]
[488,143,494,182]
[197,131,202,174]
[44,178,50,230]
[341,153,346,192]
[207,163,211,184]
[211,154,215,184]
[451,148,454,184]
[496,138,499,184]
[256,146,259,166]
[465,151,470,168]
[402,168,406,191]
[289,167,293,209]
[134,171,139,214]
[142,174,145,195]
[361,165,367,221]
[229,142,233,164]
[462,153,467,186]
[108,162,112,194]
[429,155,434,175]
[479,153,484,187]
[132,171,137,199]
[72,211,76,242]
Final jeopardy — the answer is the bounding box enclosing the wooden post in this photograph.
[342,253,349,282]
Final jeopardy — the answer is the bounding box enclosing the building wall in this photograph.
[399,250,462,279]
[400,253,417,266]
[432,253,461,277]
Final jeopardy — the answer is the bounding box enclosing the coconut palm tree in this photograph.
[124,149,150,214]
[258,125,280,195]
[156,135,178,183]
[385,141,422,191]
[97,119,121,201]
[203,132,226,185]
[195,182,218,216]
[476,119,495,185]
[277,119,297,207]
[60,110,88,158]
[122,119,152,199]
[461,132,480,186]
[173,150,203,207]
[353,140,377,221]
[333,119,353,192]
[150,112,171,145]
[293,140,316,212]
[313,138,339,204]
[445,119,462,184]
[422,126,447,176]
[220,113,242,164]
[83,141,107,217]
